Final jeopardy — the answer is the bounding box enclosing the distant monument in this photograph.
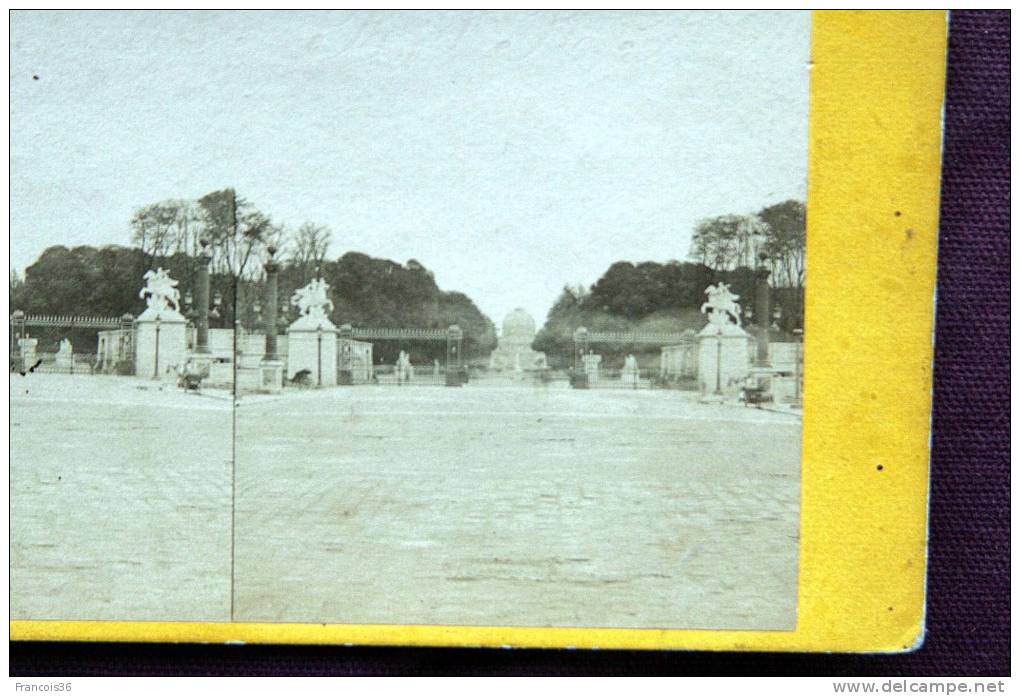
[488,308,548,371]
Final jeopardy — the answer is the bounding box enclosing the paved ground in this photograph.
[11,374,801,630]
[10,374,232,621]
[235,381,801,630]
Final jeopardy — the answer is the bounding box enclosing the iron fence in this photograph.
[372,363,456,386]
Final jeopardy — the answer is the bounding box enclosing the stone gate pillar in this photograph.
[118,313,136,375]
[697,325,751,399]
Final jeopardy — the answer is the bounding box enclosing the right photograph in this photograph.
[223,10,808,631]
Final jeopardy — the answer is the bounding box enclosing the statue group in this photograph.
[700,282,743,330]
[621,353,639,387]
[395,350,415,384]
[55,337,74,369]
[139,268,181,314]
[292,278,334,320]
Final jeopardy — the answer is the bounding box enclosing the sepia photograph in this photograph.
[10,10,808,631]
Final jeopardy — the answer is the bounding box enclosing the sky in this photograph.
[10,10,811,327]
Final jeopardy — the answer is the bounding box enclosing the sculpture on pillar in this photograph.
[139,268,181,313]
[135,268,187,379]
[291,278,334,320]
[286,277,338,386]
[697,282,751,400]
[700,283,742,328]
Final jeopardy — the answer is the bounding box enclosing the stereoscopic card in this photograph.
[9,10,945,652]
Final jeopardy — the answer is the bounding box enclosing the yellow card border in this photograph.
[10,10,946,652]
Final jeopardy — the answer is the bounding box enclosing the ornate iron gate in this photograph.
[339,325,467,387]
[10,311,137,374]
[570,327,698,389]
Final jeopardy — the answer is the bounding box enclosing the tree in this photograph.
[195,188,281,325]
[758,199,806,327]
[532,285,588,362]
[320,251,496,364]
[290,222,332,285]
[689,214,767,270]
[758,200,806,289]
[197,188,275,280]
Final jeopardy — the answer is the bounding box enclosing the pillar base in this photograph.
[697,327,751,398]
[286,321,338,387]
[259,360,284,393]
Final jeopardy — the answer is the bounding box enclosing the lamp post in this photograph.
[153,315,162,379]
[793,328,804,407]
[715,326,723,396]
[316,324,323,388]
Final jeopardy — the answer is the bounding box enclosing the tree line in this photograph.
[689,199,805,292]
[533,199,805,368]
[11,189,805,366]
[10,189,496,363]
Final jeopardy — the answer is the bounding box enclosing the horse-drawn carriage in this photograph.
[741,374,775,408]
[177,358,210,391]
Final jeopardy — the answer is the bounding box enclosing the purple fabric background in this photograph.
[10,10,1009,676]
